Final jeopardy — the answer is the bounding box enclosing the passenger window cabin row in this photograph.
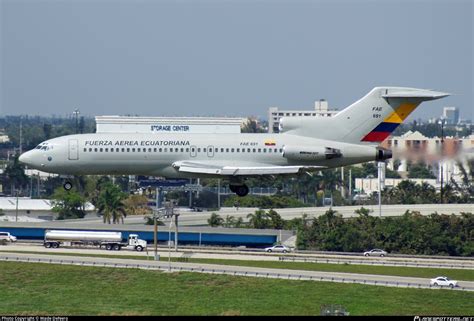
[82,147,284,154]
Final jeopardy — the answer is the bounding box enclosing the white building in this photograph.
[443,107,460,125]
[95,116,245,134]
[379,131,473,188]
[268,99,339,133]
[355,178,438,195]
[0,197,95,222]
[0,134,9,143]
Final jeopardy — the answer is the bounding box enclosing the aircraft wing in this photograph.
[172,161,325,176]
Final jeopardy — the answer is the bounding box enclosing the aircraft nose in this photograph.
[19,151,33,165]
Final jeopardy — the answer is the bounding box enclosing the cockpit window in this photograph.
[36,143,52,151]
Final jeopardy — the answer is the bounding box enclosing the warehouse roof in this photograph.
[0,197,95,211]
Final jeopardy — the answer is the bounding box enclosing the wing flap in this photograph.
[172,161,324,176]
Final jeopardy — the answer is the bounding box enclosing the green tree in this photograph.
[267,209,285,229]
[241,118,266,133]
[408,163,436,179]
[2,156,28,194]
[247,209,269,229]
[208,213,224,227]
[97,183,127,224]
[51,188,87,220]
[123,194,151,216]
[223,215,236,228]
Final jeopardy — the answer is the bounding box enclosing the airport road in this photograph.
[2,243,473,269]
[60,204,474,227]
[1,251,473,292]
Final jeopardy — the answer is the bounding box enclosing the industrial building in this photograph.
[0,197,95,222]
[268,99,339,133]
[95,115,246,134]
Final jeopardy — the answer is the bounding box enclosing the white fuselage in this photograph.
[19,132,379,178]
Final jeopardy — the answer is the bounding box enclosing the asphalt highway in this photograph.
[1,251,473,291]
[2,243,473,269]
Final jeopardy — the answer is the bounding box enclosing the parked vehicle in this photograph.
[265,245,291,253]
[430,276,458,288]
[43,230,147,252]
[0,232,17,245]
[363,249,387,257]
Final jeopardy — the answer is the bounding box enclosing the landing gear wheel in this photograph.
[229,185,237,193]
[235,185,249,197]
[63,181,73,191]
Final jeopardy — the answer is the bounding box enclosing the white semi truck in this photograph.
[44,230,147,252]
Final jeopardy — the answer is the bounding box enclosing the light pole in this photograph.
[438,118,446,204]
[377,162,385,217]
[154,209,159,261]
[15,190,19,222]
[168,219,173,271]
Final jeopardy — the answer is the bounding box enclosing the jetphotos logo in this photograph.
[414,317,474,321]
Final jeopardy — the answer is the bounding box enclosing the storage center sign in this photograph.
[151,125,190,132]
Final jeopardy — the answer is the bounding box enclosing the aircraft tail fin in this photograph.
[281,87,450,144]
[336,87,450,143]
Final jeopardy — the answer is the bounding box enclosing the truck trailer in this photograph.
[44,229,147,251]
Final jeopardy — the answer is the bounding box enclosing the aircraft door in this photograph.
[190,145,197,157]
[207,145,214,158]
[68,139,79,160]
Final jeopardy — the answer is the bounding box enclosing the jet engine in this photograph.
[375,147,393,161]
[283,146,342,161]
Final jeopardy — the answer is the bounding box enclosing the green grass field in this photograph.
[0,261,473,315]
[3,249,474,281]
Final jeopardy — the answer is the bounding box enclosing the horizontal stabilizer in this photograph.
[382,89,450,100]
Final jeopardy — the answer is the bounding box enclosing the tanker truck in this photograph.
[44,230,147,252]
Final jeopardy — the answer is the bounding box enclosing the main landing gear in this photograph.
[229,184,249,197]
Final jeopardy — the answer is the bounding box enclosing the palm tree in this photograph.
[247,210,269,229]
[97,183,127,224]
[208,213,223,227]
[223,215,236,228]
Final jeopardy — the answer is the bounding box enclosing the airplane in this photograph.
[19,87,449,196]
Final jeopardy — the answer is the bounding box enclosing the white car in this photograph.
[430,276,458,288]
[265,245,290,253]
[363,249,387,257]
[0,232,17,244]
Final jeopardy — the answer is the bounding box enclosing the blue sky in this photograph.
[1,0,472,121]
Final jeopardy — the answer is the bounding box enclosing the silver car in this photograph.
[265,245,290,253]
[0,232,17,244]
[363,249,387,257]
